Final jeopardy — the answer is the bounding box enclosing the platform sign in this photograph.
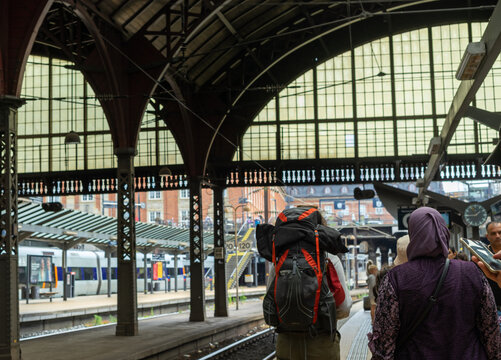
[152,253,165,261]
[398,208,451,230]
[398,208,415,230]
[334,200,346,210]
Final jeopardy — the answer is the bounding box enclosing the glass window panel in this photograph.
[354,37,392,117]
[318,122,355,158]
[393,29,432,116]
[255,100,276,122]
[317,52,353,119]
[135,129,157,167]
[18,137,50,173]
[279,70,315,121]
[396,118,435,156]
[437,117,476,154]
[86,85,109,132]
[478,123,498,154]
[52,59,85,135]
[358,120,394,157]
[158,129,183,165]
[280,123,315,159]
[87,134,116,169]
[432,24,469,114]
[241,125,277,161]
[19,56,50,137]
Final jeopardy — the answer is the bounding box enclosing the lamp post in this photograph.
[226,203,250,310]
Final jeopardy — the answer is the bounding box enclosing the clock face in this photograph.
[463,203,488,227]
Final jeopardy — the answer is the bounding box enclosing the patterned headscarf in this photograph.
[406,207,449,261]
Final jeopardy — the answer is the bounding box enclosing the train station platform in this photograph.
[19,287,371,359]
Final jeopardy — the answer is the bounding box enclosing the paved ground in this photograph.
[19,286,371,360]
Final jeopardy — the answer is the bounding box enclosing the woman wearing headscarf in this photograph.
[368,207,500,359]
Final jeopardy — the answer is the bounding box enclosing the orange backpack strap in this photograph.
[298,207,317,220]
[301,230,322,323]
[274,248,289,322]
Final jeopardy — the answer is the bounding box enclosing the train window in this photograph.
[167,268,176,277]
[138,268,146,279]
[72,267,97,280]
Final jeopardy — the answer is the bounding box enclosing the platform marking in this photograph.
[346,313,372,360]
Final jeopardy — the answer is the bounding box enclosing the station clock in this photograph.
[462,203,488,227]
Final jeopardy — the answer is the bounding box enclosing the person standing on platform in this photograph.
[367,264,378,324]
[257,207,351,360]
[368,207,500,359]
[478,221,501,328]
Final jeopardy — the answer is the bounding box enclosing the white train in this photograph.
[18,246,214,298]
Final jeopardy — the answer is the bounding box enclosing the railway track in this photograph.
[197,327,276,360]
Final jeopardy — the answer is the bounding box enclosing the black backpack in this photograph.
[256,207,347,336]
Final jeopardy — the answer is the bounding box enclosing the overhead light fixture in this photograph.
[64,130,81,144]
[427,136,442,155]
[455,41,486,81]
[63,230,78,236]
[159,167,172,176]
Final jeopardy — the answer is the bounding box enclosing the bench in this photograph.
[39,292,57,302]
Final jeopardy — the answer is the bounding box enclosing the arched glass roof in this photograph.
[17,56,183,174]
[238,22,501,162]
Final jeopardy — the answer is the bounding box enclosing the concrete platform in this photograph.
[339,301,372,360]
[19,287,371,360]
[21,300,265,360]
[19,287,267,335]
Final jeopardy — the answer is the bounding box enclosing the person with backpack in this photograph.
[368,207,500,359]
[256,206,351,360]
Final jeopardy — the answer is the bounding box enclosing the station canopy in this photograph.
[17,200,215,253]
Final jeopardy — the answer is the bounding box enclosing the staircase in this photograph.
[227,227,255,289]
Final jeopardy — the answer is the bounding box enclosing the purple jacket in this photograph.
[387,256,496,359]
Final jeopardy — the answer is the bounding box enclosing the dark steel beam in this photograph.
[415,2,501,202]
[0,96,24,360]
[213,184,228,317]
[115,148,138,336]
[189,177,206,321]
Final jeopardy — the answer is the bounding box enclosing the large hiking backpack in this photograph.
[259,207,338,336]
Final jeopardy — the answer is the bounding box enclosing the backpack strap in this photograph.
[273,236,289,323]
[298,207,317,220]
[301,229,322,324]
[397,258,450,349]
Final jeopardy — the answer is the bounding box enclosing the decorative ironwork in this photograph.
[115,148,138,336]
[213,184,228,317]
[18,166,188,196]
[189,177,205,321]
[0,96,24,360]
[17,156,501,197]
